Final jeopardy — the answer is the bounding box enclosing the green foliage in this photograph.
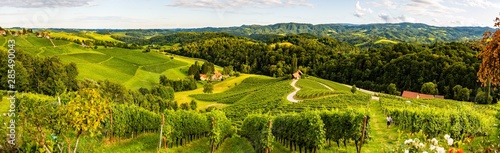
[476,89,493,104]
[276,93,370,113]
[294,79,336,99]
[0,49,79,95]
[320,109,370,148]
[205,110,234,150]
[159,75,197,92]
[273,111,326,152]
[351,85,357,94]
[380,97,492,140]
[458,88,470,101]
[453,85,463,100]
[164,110,209,144]
[240,114,274,152]
[222,79,293,121]
[203,82,214,94]
[387,83,398,95]
[190,100,197,110]
[192,76,279,104]
[201,62,215,74]
[420,82,438,95]
[109,104,161,138]
[180,103,190,110]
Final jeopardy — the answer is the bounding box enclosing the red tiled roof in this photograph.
[402,91,419,98]
[199,74,207,79]
[419,94,434,99]
[213,71,222,78]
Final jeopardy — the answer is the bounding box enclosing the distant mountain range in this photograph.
[172,22,495,44]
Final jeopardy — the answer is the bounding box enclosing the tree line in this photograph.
[165,34,499,103]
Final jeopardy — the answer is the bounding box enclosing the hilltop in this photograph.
[6,22,492,45]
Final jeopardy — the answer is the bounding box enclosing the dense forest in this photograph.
[106,23,493,45]
[165,33,498,102]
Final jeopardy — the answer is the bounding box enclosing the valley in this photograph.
[0,21,499,153]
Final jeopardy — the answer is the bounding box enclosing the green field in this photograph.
[5,34,208,89]
[3,31,500,153]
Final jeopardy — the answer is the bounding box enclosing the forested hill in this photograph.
[171,22,493,44]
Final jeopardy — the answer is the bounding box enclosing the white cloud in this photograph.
[404,0,464,17]
[460,0,500,8]
[354,1,373,18]
[378,13,416,23]
[169,0,313,9]
[371,0,397,9]
[0,0,94,8]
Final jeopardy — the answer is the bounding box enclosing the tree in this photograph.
[351,85,357,94]
[222,66,233,75]
[292,53,298,72]
[65,62,79,91]
[159,75,170,86]
[452,85,463,100]
[63,88,110,152]
[477,16,500,103]
[180,103,190,110]
[190,100,197,110]
[188,62,201,76]
[458,88,470,101]
[204,82,214,94]
[201,62,215,74]
[421,82,438,95]
[476,88,493,104]
[387,83,398,95]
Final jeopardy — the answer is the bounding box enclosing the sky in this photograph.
[0,0,499,29]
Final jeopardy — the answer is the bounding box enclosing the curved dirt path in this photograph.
[286,79,301,103]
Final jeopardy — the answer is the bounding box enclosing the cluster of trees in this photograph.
[187,61,215,78]
[159,75,197,91]
[52,36,143,49]
[0,49,79,96]
[0,28,34,36]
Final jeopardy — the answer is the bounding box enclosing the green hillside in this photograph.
[6,34,209,89]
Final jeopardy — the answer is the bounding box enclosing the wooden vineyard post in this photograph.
[158,114,164,153]
[211,117,215,153]
[358,116,368,153]
[265,120,272,153]
[110,108,113,141]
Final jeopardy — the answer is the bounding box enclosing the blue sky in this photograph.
[0,0,499,29]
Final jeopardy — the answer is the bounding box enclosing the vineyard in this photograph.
[2,75,499,153]
[379,96,497,142]
[294,79,338,99]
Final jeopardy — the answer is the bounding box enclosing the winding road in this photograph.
[286,79,380,102]
[286,79,301,103]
